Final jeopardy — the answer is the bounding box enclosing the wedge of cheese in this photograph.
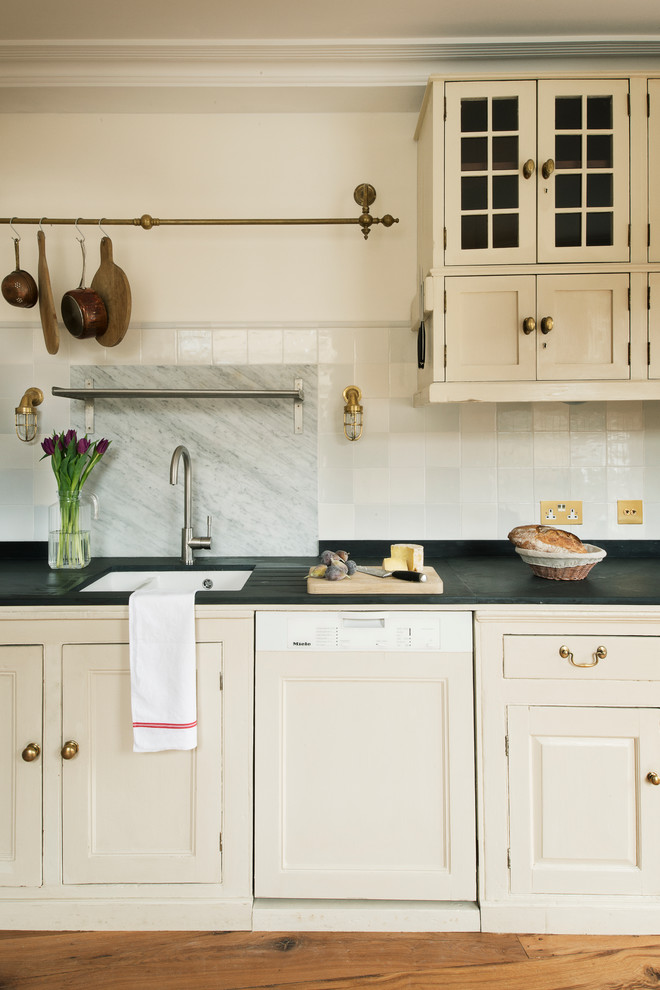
[383,543,424,573]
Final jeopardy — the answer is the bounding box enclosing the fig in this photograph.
[325,564,347,581]
[309,564,327,578]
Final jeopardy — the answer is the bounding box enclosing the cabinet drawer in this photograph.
[503,635,660,680]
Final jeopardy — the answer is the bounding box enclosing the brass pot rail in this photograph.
[1,184,398,241]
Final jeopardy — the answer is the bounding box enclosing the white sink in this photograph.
[79,569,253,593]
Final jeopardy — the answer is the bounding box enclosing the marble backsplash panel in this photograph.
[70,365,317,557]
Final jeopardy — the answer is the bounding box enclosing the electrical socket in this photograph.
[540,500,583,525]
[617,499,643,524]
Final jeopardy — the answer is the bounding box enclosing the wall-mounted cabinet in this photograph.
[414,73,657,403]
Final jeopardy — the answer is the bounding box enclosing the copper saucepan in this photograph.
[1,228,38,308]
[61,231,108,339]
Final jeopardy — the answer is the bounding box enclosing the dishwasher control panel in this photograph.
[256,611,472,652]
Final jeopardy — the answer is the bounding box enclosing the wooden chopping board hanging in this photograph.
[91,236,131,347]
[37,230,59,354]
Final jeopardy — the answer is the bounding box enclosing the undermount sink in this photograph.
[79,569,253,593]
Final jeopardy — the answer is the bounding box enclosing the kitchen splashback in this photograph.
[69,364,317,557]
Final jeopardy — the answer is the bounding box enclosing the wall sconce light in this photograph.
[342,385,363,442]
[15,387,43,442]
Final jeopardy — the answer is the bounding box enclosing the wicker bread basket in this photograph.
[515,543,607,581]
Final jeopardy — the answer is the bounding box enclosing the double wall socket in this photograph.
[540,501,583,525]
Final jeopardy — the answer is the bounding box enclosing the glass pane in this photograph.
[492,174,519,209]
[461,98,488,132]
[461,136,488,171]
[555,97,582,130]
[586,212,613,246]
[587,134,613,168]
[555,174,582,208]
[492,135,518,170]
[461,214,488,250]
[587,95,613,130]
[555,134,582,169]
[555,213,581,248]
[587,173,613,207]
[492,213,519,249]
[462,176,488,210]
[492,97,518,131]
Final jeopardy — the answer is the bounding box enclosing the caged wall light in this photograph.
[15,387,43,442]
[342,385,363,442]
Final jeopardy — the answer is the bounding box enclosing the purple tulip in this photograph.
[63,429,77,447]
[95,438,110,455]
[77,437,92,454]
[41,436,56,456]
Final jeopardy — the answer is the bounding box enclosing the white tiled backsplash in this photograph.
[0,322,658,548]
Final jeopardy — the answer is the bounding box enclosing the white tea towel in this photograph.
[129,583,198,752]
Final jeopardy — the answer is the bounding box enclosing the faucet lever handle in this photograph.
[206,515,212,540]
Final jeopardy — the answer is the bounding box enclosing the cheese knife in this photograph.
[356,565,427,582]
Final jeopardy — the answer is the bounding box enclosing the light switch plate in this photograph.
[540,501,583,525]
[617,499,643,524]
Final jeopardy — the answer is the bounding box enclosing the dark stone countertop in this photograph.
[1,541,660,608]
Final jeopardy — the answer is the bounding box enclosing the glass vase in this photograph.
[48,491,98,570]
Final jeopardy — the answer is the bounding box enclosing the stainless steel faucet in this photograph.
[169,445,212,565]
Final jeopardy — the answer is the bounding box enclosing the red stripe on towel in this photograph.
[133,721,197,729]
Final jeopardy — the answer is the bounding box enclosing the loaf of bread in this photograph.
[508,525,587,554]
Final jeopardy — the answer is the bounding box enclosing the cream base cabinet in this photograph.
[0,609,254,931]
[445,273,630,383]
[0,646,43,888]
[476,610,660,935]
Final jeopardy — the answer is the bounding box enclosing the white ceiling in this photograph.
[3,0,660,112]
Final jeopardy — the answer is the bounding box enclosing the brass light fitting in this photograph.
[343,385,363,442]
[15,387,43,442]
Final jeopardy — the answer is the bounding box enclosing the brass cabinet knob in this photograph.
[61,740,79,760]
[647,771,660,786]
[522,317,536,335]
[21,743,41,762]
[541,158,555,179]
[522,159,535,179]
[540,316,554,335]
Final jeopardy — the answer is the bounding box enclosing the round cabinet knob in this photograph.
[522,159,535,179]
[647,771,660,786]
[21,743,40,763]
[540,317,554,335]
[61,740,79,760]
[522,317,536,335]
[541,158,555,179]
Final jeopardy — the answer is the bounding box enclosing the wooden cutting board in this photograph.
[91,236,132,347]
[37,230,59,354]
[307,566,443,595]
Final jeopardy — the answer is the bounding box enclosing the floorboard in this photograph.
[1,931,660,990]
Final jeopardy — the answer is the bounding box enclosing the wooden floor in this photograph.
[2,931,660,990]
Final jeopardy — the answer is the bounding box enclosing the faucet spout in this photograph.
[169,445,212,565]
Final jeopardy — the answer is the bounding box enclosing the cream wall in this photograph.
[0,110,658,547]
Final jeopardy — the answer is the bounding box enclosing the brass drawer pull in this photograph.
[522,316,536,335]
[61,740,79,760]
[21,743,40,762]
[559,644,605,668]
[647,771,660,786]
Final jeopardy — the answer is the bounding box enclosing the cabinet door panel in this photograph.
[62,642,222,884]
[536,273,629,380]
[255,652,476,900]
[446,275,536,381]
[0,647,42,887]
[508,706,660,896]
[649,81,660,262]
[445,81,537,265]
[537,79,630,263]
[649,273,660,379]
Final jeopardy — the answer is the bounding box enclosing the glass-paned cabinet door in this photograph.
[537,79,630,263]
[445,81,537,265]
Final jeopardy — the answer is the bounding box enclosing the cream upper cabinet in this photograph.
[648,80,660,261]
[444,79,630,266]
[445,273,630,383]
[0,646,43,888]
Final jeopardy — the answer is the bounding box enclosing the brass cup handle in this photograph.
[21,743,41,762]
[647,771,660,785]
[540,316,554,335]
[522,317,536,335]
[559,644,606,668]
[61,740,79,760]
[522,159,535,179]
[541,158,555,179]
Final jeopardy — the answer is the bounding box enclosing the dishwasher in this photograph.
[254,610,476,902]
